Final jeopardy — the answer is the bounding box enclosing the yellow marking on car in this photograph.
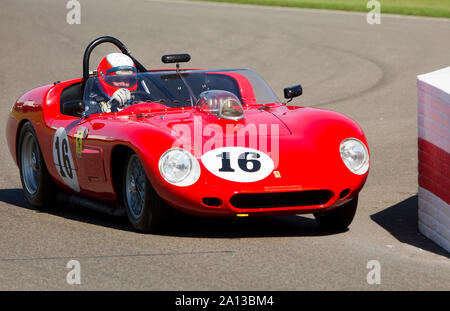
[75,127,88,158]
[236,214,249,217]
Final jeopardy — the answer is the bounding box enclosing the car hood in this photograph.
[142,106,292,138]
[120,104,366,149]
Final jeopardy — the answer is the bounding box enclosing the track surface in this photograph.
[0,0,449,290]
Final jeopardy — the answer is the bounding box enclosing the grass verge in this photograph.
[194,0,450,18]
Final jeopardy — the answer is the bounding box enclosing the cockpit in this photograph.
[82,69,280,116]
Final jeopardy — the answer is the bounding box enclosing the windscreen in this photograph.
[83,69,280,115]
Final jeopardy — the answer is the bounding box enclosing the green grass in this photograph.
[194,0,450,18]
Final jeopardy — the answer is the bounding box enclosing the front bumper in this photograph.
[153,174,367,217]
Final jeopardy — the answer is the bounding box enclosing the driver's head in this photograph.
[97,53,137,97]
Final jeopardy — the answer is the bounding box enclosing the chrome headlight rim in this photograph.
[158,148,200,187]
[339,138,369,175]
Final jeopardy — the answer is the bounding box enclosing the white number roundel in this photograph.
[52,127,80,192]
[201,147,274,182]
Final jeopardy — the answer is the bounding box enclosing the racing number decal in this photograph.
[217,152,261,173]
[52,127,80,192]
[55,136,73,178]
[202,147,274,182]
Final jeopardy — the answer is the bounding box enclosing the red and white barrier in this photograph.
[417,66,450,252]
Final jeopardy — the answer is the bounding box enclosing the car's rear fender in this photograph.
[6,80,82,183]
[6,85,53,166]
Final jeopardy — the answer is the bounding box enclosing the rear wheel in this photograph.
[314,196,358,230]
[18,122,57,209]
[122,151,166,233]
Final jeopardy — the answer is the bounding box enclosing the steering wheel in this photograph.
[127,91,156,106]
[82,36,147,92]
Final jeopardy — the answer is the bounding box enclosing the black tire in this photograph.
[122,151,167,233]
[18,122,57,209]
[314,196,358,230]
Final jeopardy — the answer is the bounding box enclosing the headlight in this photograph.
[340,138,369,175]
[159,148,200,186]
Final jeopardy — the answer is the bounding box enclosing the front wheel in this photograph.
[122,151,167,233]
[314,196,358,230]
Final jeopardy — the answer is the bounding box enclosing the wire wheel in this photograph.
[122,151,169,233]
[314,196,358,231]
[125,153,147,221]
[20,131,41,195]
[18,122,57,209]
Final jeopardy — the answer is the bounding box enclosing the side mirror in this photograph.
[62,100,84,117]
[284,84,303,100]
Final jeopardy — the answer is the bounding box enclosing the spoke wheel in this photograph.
[122,151,167,233]
[21,132,40,195]
[314,196,358,231]
[125,154,147,221]
[18,122,57,208]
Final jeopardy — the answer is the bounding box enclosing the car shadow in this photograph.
[0,188,131,232]
[0,188,346,238]
[370,195,449,258]
[159,210,347,238]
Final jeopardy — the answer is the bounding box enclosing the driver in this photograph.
[93,53,138,113]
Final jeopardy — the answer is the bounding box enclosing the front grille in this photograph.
[229,190,333,209]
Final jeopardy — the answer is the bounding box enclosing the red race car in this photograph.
[6,36,369,232]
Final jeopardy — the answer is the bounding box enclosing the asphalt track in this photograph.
[0,0,449,290]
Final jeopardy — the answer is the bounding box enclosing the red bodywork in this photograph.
[6,71,369,217]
